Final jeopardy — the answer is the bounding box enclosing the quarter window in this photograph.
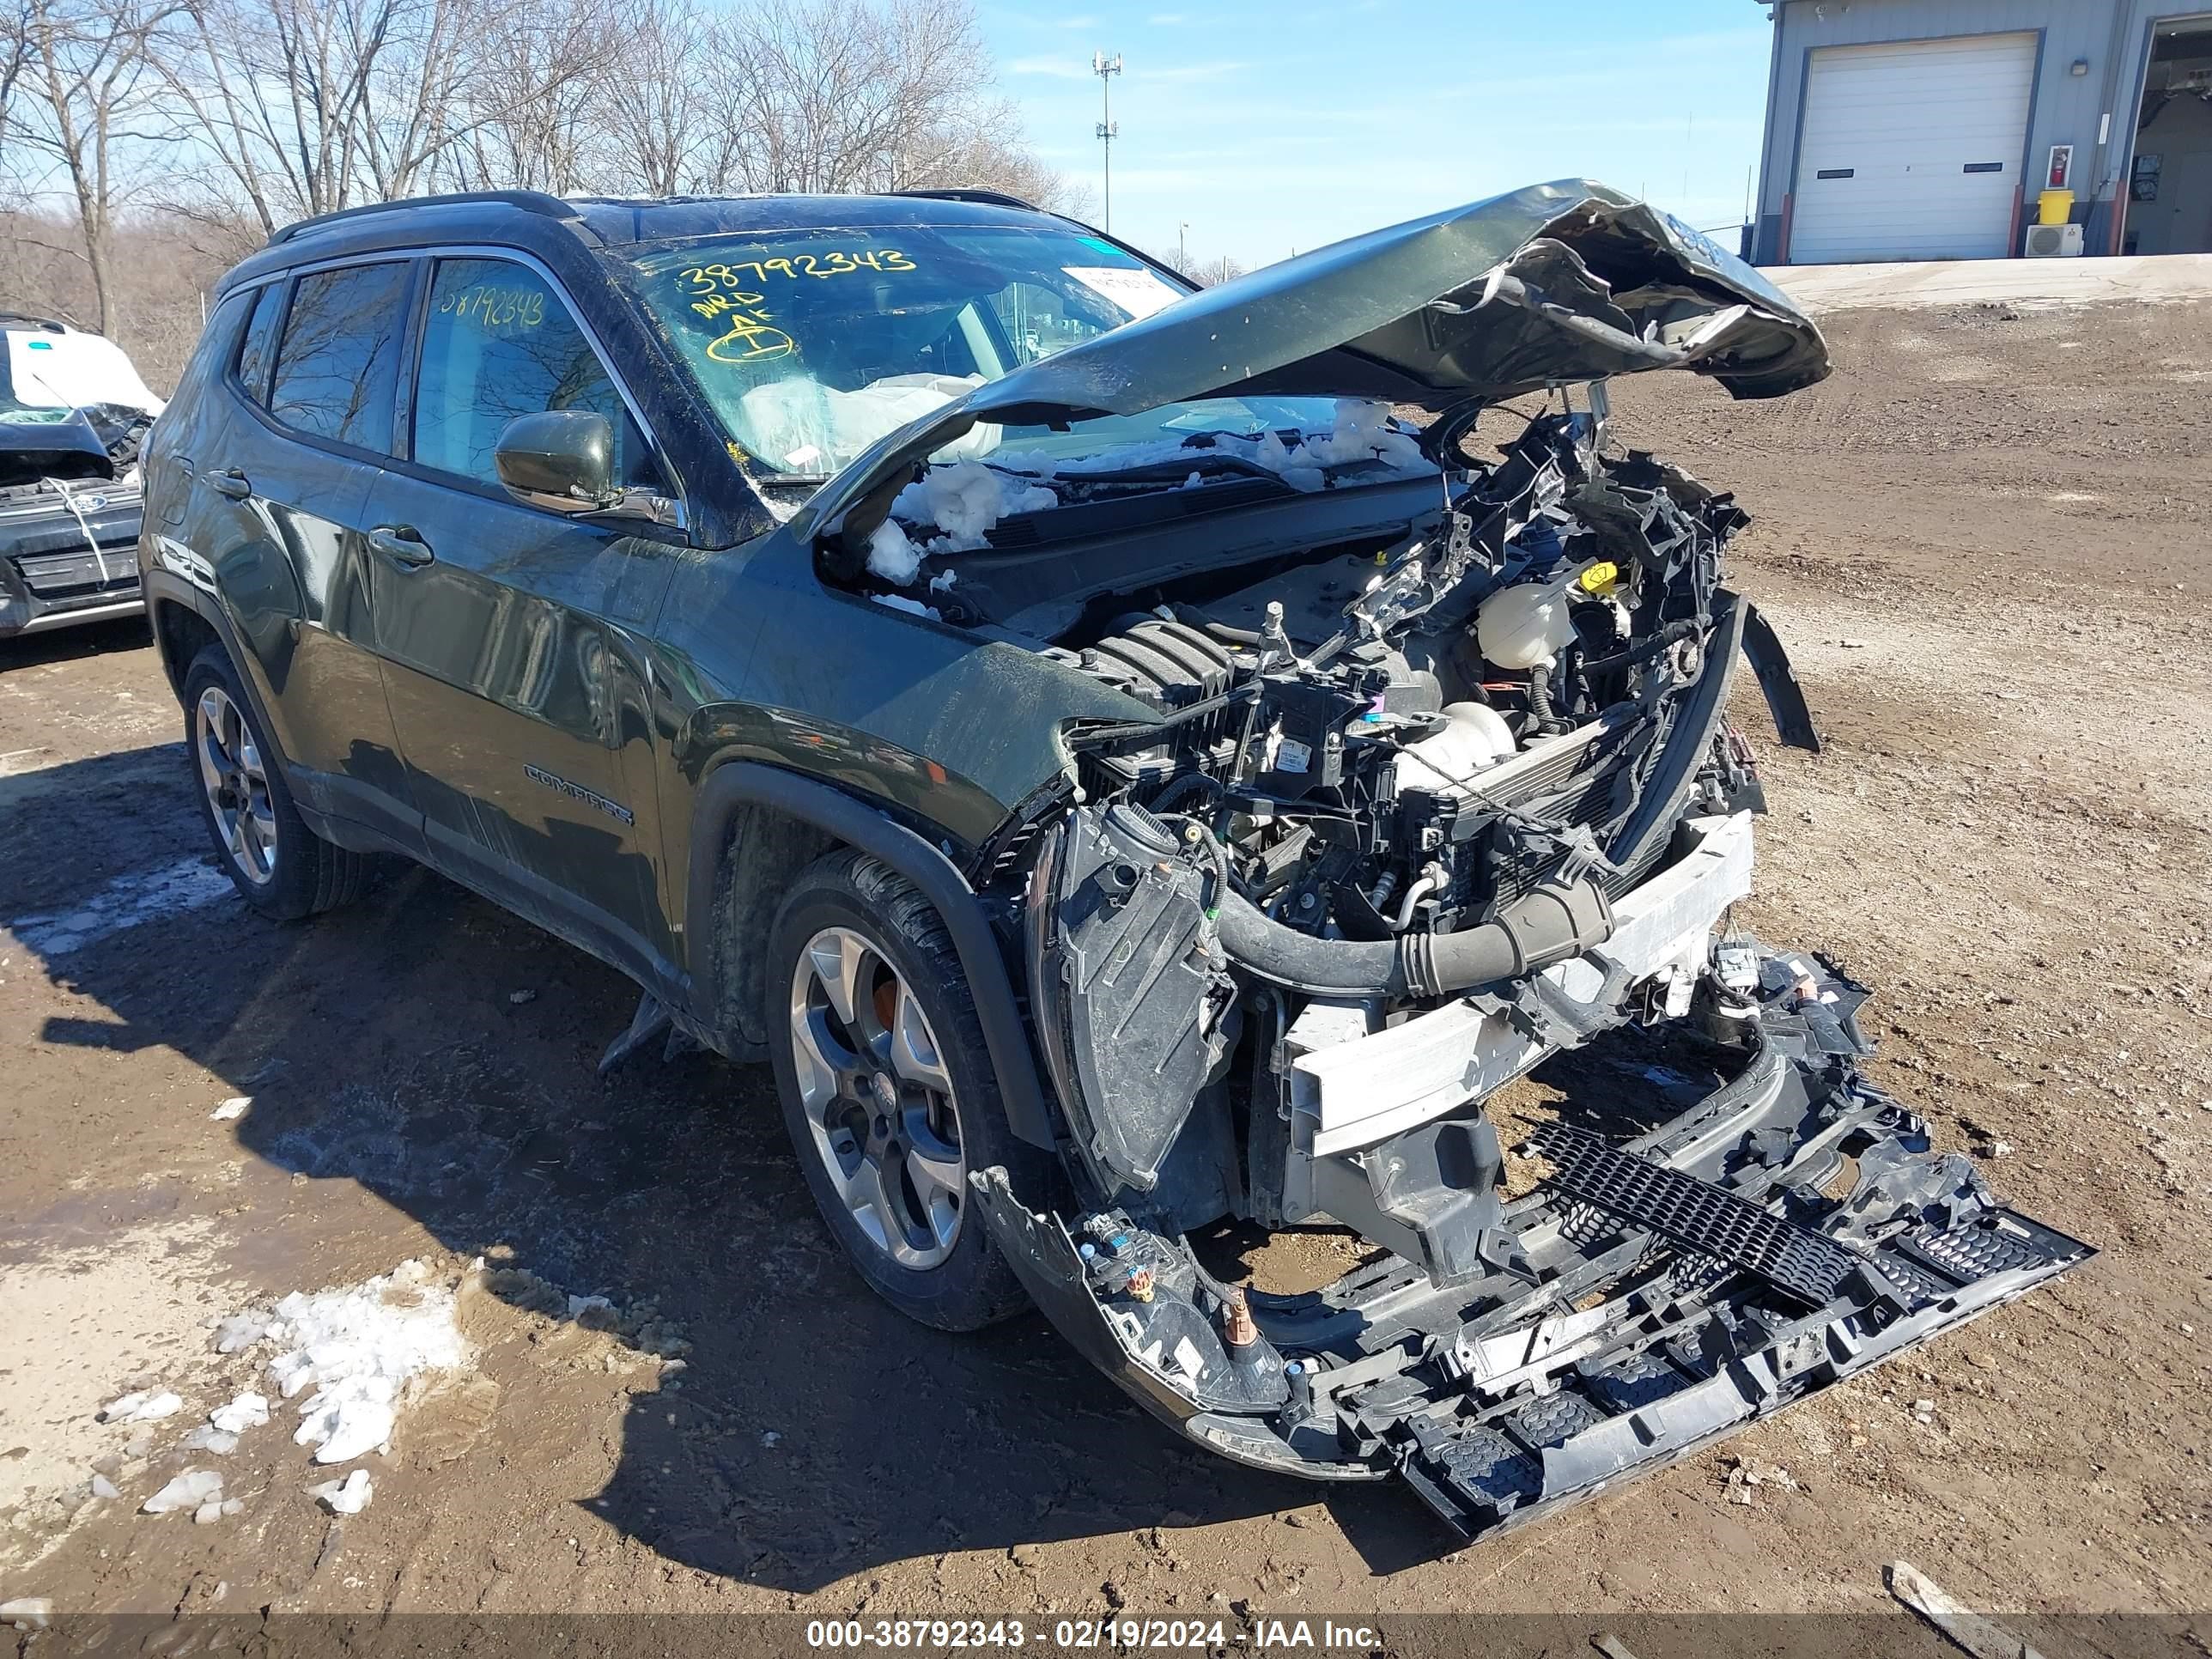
[234,283,285,405]
[267,262,411,452]
[412,258,647,488]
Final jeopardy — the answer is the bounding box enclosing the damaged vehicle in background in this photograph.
[1,314,162,641]
[142,179,2090,1543]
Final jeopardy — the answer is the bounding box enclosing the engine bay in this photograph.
[997,407,1796,1233]
[957,404,2087,1538]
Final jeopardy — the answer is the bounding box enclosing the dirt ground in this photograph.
[3,295,2209,1634]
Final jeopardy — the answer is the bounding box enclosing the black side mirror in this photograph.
[494,410,619,514]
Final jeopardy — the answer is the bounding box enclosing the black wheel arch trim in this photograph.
[685,759,1058,1152]
[143,568,269,730]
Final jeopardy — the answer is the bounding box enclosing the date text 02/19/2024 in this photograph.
[803,1618,1385,1650]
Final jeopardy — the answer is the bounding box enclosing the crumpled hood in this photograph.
[800,179,1827,544]
[0,409,118,489]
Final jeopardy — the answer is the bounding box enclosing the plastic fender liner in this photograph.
[1741,600,1821,752]
[685,761,1056,1149]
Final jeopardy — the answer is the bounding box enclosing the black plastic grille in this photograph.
[1506,1388,1606,1450]
[1903,1218,2051,1284]
[1583,1349,1689,1413]
[1535,1126,1863,1307]
[1430,1427,1540,1505]
[12,544,137,599]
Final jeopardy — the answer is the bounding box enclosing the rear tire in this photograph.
[183,644,367,921]
[765,848,1054,1331]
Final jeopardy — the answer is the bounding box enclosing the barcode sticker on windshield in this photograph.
[1062,266,1182,322]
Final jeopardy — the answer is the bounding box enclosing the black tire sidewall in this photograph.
[182,646,320,921]
[765,854,1038,1331]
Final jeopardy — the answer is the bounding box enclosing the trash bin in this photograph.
[2038,189,2075,226]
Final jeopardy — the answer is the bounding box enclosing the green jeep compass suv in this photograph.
[140,180,2087,1538]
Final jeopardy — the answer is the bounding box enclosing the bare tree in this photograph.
[3,0,1087,368]
[151,0,485,231]
[597,0,724,196]
[12,0,176,333]
[0,0,34,168]
[430,0,623,195]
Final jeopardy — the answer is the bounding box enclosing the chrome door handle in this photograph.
[209,468,252,500]
[368,526,434,568]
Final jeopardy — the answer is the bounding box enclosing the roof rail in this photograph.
[270,190,588,246]
[890,186,1040,212]
[0,313,71,333]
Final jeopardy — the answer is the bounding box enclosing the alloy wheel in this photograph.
[787,925,966,1269]
[195,684,278,886]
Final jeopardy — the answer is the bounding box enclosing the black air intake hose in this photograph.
[1213,878,1613,998]
[1527,662,1572,736]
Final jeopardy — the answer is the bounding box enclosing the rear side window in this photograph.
[234,283,286,405]
[412,258,651,488]
[268,261,411,452]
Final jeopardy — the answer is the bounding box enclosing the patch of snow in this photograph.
[209,1391,270,1433]
[210,1097,251,1121]
[311,1468,374,1515]
[213,1314,270,1354]
[243,1260,464,1466]
[143,1468,222,1515]
[0,1598,54,1630]
[90,1473,120,1499]
[100,1389,182,1424]
[890,459,1057,548]
[9,857,234,957]
[865,518,921,584]
[927,568,958,594]
[871,593,940,620]
[1297,399,1428,471]
[179,1425,239,1455]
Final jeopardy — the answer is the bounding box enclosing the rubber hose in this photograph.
[1170,603,1265,647]
[1528,662,1572,736]
[1212,877,1612,998]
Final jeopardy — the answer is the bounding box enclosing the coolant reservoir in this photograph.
[1395,701,1517,788]
[1476,561,1618,669]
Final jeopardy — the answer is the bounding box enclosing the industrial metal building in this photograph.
[1750,1,2212,263]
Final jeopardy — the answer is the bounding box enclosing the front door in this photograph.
[365,253,680,974]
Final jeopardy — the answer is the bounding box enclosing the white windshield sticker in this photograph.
[1062,265,1182,322]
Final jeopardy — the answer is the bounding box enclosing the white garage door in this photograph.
[1790,33,2038,264]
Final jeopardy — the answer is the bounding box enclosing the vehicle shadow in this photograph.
[6,740,1462,1589]
[0,611,155,672]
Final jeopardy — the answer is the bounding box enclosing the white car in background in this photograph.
[0,314,164,641]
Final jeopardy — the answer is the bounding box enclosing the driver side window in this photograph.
[412,258,654,489]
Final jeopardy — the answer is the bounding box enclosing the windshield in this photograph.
[629,223,1357,481]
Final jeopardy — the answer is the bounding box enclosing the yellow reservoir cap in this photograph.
[1577,561,1620,597]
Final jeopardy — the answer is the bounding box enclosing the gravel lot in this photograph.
[2,295,2208,1635]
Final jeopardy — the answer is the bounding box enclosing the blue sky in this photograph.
[981,0,1775,269]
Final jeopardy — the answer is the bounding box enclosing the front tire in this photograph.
[183,644,366,921]
[766,848,1051,1331]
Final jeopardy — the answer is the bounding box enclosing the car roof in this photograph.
[219,188,1091,294]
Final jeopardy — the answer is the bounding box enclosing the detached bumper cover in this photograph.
[975,947,2091,1540]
